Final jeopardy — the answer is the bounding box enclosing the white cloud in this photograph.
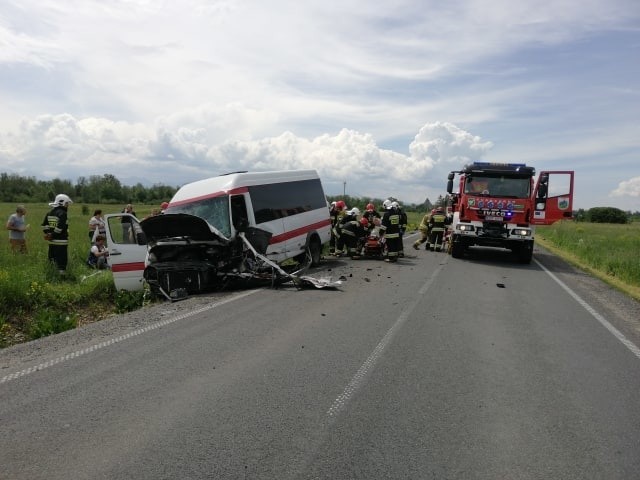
[0,113,494,202]
[611,177,640,198]
[409,121,493,167]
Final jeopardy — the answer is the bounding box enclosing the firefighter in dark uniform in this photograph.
[393,201,408,257]
[330,200,347,255]
[380,199,401,262]
[41,194,73,274]
[427,207,448,251]
[339,208,366,259]
[362,203,381,235]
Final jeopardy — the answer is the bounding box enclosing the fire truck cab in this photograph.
[446,162,574,263]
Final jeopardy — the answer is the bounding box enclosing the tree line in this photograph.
[0,172,178,205]
[2,172,636,222]
[1,171,436,211]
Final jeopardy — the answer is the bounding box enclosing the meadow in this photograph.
[1,203,637,347]
[0,202,158,347]
[536,221,640,301]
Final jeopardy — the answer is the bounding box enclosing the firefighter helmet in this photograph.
[49,194,73,207]
[348,207,361,216]
[336,200,346,210]
[366,203,375,211]
[383,199,392,210]
[360,217,369,227]
[391,201,399,209]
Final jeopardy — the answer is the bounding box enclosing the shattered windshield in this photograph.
[464,175,531,198]
[165,195,231,238]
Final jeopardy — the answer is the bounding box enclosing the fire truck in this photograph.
[446,162,574,263]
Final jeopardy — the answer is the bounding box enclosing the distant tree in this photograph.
[573,208,587,222]
[422,197,433,212]
[52,178,74,197]
[587,207,628,224]
[100,174,123,202]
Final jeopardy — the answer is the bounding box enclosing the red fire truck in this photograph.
[446,162,574,263]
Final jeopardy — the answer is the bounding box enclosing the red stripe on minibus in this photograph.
[269,219,331,244]
[112,262,146,273]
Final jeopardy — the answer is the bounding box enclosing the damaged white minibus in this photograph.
[103,170,332,296]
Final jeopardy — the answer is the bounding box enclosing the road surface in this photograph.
[2,237,639,479]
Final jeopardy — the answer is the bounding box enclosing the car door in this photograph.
[103,213,147,291]
[532,171,575,225]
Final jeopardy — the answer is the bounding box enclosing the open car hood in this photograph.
[140,213,229,243]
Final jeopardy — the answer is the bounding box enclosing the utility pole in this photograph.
[343,181,346,197]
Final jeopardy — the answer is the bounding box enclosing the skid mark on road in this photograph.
[1,289,260,385]
[535,258,640,360]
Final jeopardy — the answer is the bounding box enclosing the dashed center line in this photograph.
[326,259,447,420]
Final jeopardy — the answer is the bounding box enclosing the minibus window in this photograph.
[169,195,231,238]
[231,195,249,231]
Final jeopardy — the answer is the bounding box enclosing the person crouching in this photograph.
[86,235,110,269]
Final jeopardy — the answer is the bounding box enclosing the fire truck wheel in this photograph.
[516,244,533,264]
[451,241,464,258]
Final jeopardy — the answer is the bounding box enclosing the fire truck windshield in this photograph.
[464,175,530,198]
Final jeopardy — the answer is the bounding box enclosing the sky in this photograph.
[0,0,639,210]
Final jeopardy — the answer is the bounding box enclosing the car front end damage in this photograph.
[140,214,338,300]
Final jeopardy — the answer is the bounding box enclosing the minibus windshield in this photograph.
[165,195,231,238]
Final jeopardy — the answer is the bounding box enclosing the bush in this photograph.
[28,310,77,339]
[588,207,628,224]
[114,290,146,313]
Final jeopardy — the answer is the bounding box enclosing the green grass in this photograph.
[536,221,640,300]
[0,202,157,347]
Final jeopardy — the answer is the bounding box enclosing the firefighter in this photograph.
[413,209,435,250]
[380,199,401,262]
[329,200,347,255]
[392,201,407,257]
[339,208,366,259]
[362,203,381,233]
[41,193,73,274]
[427,207,448,251]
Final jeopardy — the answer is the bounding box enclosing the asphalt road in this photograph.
[2,235,640,479]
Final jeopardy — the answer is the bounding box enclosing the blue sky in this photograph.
[1,0,639,210]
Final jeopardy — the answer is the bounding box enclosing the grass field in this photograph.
[0,202,158,347]
[1,203,637,347]
[536,221,640,301]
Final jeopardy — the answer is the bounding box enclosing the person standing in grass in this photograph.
[6,204,29,254]
[41,194,73,274]
[88,209,106,243]
[120,204,137,242]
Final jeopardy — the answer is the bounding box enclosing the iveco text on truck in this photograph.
[446,162,574,263]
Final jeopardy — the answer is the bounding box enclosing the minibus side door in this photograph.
[103,213,147,291]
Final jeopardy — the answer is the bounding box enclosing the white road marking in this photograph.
[1,289,260,385]
[326,259,447,419]
[534,258,640,360]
